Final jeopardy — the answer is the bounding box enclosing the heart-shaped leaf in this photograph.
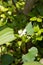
[25,22,34,35]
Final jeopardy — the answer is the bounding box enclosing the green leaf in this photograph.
[37,18,42,22]
[0,18,7,26]
[23,61,43,65]
[25,22,34,35]
[33,25,40,32]
[0,5,8,12]
[1,54,14,65]
[36,36,42,41]
[30,17,37,21]
[41,29,43,33]
[22,47,38,62]
[36,4,43,16]
[0,27,16,45]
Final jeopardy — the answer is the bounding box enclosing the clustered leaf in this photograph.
[22,47,38,62]
[23,61,43,65]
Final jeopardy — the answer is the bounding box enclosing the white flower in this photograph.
[18,29,26,37]
[18,29,23,35]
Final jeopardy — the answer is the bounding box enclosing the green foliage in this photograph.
[0,0,43,65]
[30,17,42,22]
[0,27,16,45]
[36,4,43,16]
[22,47,38,62]
[25,22,34,35]
[23,61,43,65]
[1,54,14,65]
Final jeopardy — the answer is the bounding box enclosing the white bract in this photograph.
[18,29,26,37]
